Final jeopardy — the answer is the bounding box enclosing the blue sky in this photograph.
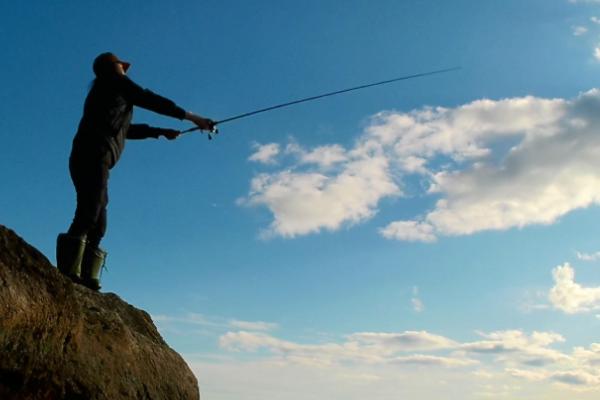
[4,0,600,398]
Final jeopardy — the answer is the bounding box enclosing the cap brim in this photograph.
[120,61,131,72]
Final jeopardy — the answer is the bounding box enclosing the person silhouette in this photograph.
[56,52,215,290]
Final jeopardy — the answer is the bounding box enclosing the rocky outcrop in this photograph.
[0,225,199,400]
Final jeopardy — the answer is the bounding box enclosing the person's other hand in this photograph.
[162,129,180,140]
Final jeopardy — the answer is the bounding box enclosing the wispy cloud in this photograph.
[576,250,600,261]
[152,312,279,334]
[220,330,464,366]
[391,354,476,367]
[152,312,222,328]
[347,331,457,352]
[569,3,600,60]
[228,319,279,332]
[461,330,568,367]
[572,25,588,36]
[411,286,425,312]
[218,328,575,370]
[201,327,600,398]
[519,289,550,313]
[380,220,437,243]
[411,298,425,313]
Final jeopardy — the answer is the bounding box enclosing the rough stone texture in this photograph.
[0,225,200,400]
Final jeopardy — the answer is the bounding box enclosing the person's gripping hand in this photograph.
[185,112,216,131]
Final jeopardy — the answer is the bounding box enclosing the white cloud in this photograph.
[241,153,399,238]
[245,89,600,241]
[595,47,600,61]
[573,26,589,36]
[398,155,429,174]
[379,90,600,241]
[549,263,600,313]
[249,143,280,164]
[592,16,600,24]
[367,96,565,160]
[295,144,349,168]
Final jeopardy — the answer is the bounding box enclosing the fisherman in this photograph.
[56,52,215,290]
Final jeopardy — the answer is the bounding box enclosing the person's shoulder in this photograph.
[115,75,144,92]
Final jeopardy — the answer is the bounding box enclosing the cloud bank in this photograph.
[207,327,600,398]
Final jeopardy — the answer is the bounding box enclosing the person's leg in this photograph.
[67,152,109,241]
[58,151,109,283]
[86,191,107,248]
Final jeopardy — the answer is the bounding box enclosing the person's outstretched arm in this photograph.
[117,75,215,130]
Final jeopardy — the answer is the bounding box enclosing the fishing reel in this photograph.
[180,124,219,140]
[207,126,219,140]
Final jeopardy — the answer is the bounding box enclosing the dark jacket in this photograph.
[72,75,186,168]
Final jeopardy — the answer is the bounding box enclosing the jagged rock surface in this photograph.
[0,225,199,400]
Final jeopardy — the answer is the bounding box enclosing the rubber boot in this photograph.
[56,233,87,283]
[81,245,107,291]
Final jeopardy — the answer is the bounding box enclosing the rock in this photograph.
[0,225,199,400]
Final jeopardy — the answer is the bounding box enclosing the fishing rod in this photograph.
[182,66,460,139]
